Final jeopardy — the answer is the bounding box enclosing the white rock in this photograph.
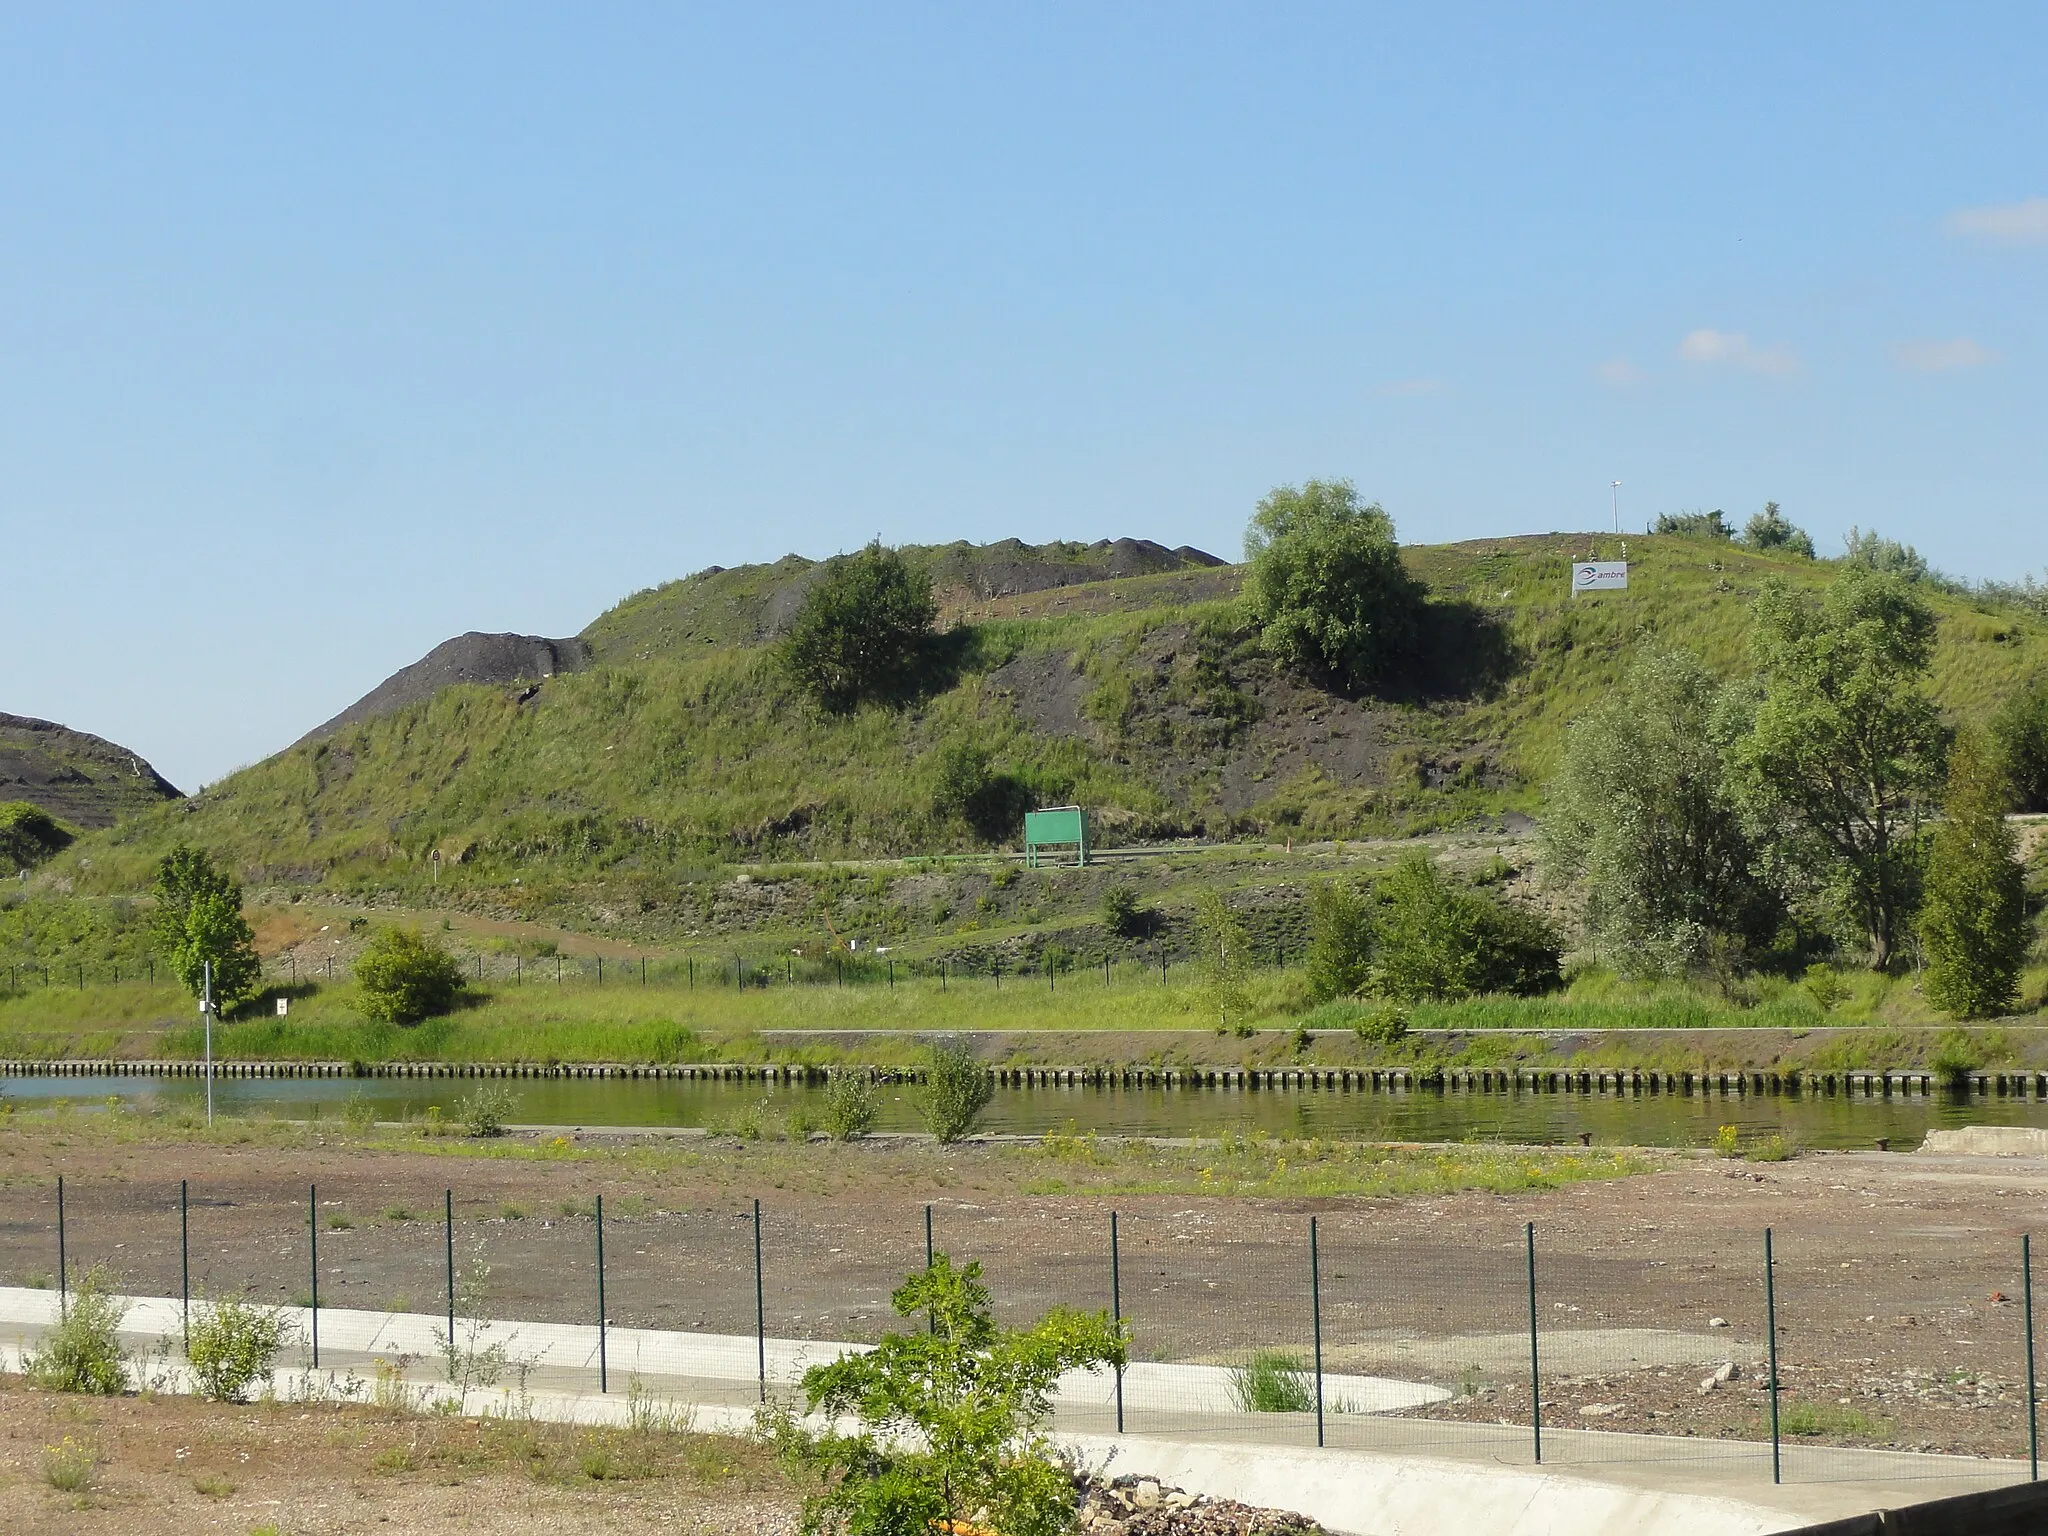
[1708,1316,1730,1328]
[1578,1403,1623,1417]
[1134,1481,1162,1509]
[1715,1361,1739,1383]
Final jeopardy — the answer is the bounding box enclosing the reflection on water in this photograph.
[6,1073,2047,1149]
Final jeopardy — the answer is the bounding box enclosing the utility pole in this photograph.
[1610,480,1621,534]
[202,960,216,1127]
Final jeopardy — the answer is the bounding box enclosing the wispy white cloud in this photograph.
[1892,337,1996,372]
[1945,196,2048,245]
[1677,328,1800,375]
[1377,377,1444,397]
[1594,357,1644,386]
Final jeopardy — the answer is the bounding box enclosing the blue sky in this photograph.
[4,4,2045,789]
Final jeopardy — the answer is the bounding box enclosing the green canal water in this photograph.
[6,1072,2047,1149]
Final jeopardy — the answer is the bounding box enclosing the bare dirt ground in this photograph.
[0,1116,2042,1461]
[0,1374,796,1534]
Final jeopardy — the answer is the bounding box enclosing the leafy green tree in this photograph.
[1542,650,1780,974]
[1304,878,1374,1001]
[1191,889,1253,1034]
[0,802,73,873]
[927,740,1027,842]
[1739,501,1815,558]
[1728,569,1948,969]
[1919,731,2031,1019]
[778,541,939,712]
[1841,526,1931,582]
[1991,677,2048,813]
[1240,479,1423,692]
[1099,883,1148,939]
[771,1254,1124,1536]
[150,846,260,1007]
[353,925,464,1024]
[1372,853,1561,1002]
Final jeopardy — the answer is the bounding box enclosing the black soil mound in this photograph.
[0,714,183,829]
[298,632,591,745]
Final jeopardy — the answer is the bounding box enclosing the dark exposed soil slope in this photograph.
[0,713,182,829]
[297,631,591,744]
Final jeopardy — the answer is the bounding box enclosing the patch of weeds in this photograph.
[382,1205,414,1223]
[187,1293,292,1402]
[191,1471,237,1498]
[824,1073,878,1141]
[1713,1124,1741,1158]
[1778,1399,1889,1438]
[371,1443,420,1473]
[1227,1350,1316,1413]
[325,1210,354,1231]
[41,1435,97,1492]
[457,1084,514,1138]
[1743,1133,1794,1163]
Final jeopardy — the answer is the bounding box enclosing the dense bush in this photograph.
[1240,479,1424,693]
[1919,732,2030,1019]
[825,1072,879,1140]
[0,802,73,873]
[1739,501,1815,558]
[25,1267,128,1394]
[1099,884,1149,939]
[1304,878,1374,1001]
[186,1293,291,1402]
[778,541,939,713]
[918,1038,993,1143]
[1991,677,2048,813]
[354,926,465,1025]
[1371,854,1562,1002]
[927,739,1030,842]
[1653,509,1733,541]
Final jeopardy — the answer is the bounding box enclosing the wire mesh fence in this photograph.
[0,1173,2039,1496]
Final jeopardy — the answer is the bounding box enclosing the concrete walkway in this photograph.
[0,1286,2028,1536]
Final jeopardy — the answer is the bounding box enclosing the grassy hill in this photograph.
[11,530,2048,973]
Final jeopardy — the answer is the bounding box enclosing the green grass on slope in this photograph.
[47,533,2048,908]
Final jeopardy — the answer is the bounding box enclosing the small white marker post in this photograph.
[202,960,215,1127]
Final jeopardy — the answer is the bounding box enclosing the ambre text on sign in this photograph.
[1571,560,1628,596]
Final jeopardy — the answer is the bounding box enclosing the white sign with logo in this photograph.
[1571,560,1628,595]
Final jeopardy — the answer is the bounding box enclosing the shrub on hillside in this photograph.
[354,926,464,1025]
[927,740,1030,842]
[1653,509,1733,541]
[1919,731,2029,1019]
[1240,479,1424,693]
[1991,677,2048,813]
[1738,501,1815,558]
[1372,853,1562,1003]
[1304,877,1374,1001]
[0,802,73,874]
[1099,884,1149,939]
[778,541,939,713]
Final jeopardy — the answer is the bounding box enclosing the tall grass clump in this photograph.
[1228,1350,1317,1413]
[918,1037,993,1143]
[24,1266,128,1394]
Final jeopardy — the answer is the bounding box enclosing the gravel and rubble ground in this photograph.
[1075,1473,1325,1535]
[1,1110,2044,1464]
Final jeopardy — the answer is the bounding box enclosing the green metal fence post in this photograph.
[1766,1227,1782,1485]
[1310,1216,1325,1448]
[1525,1221,1541,1463]
[57,1175,67,1320]
[753,1198,766,1403]
[596,1193,608,1394]
[1111,1211,1125,1434]
[445,1189,456,1350]
[309,1183,320,1368]
[180,1178,190,1346]
[2025,1232,2037,1481]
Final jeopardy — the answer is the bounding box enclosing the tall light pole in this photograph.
[202,960,215,1127]
[1610,481,1622,535]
